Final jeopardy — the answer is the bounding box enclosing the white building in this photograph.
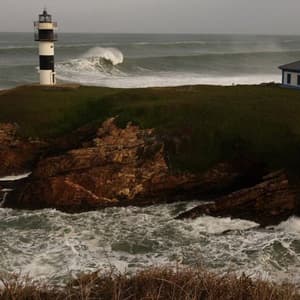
[279,61,300,88]
[34,10,58,85]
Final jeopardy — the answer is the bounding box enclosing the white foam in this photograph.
[0,172,31,181]
[1,188,13,192]
[56,45,280,88]
[56,70,280,89]
[0,203,299,284]
[185,216,259,235]
[276,216,300,234]
[82,47,123,66]
[56,47,124,77]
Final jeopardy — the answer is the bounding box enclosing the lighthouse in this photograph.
[34,9,57,85]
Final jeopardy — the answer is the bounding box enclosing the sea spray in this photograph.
[0,202,299,284]
[56,47,125,80]
[82,47,124,65]
[0,190,9,207]
[1,33,300,89]
[0,173,31,207]
[275,216,300,234]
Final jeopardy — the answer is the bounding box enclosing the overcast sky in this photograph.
[1,0,299,35]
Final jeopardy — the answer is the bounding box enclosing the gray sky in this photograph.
[1,0,300,34]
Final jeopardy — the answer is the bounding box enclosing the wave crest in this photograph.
[57,47,124,74]
[82,47,124,65]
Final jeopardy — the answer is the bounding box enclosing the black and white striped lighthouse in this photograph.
[34,9,57,85]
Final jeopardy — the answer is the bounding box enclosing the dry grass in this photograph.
[0,267,299,300]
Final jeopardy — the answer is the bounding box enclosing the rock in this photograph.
[5,118,279,214]
[9,118,200,211]
[176,170,299,226]
[8,118,265,212]
[0,123,45,177]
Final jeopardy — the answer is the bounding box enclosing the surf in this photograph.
[57,47,124,75]
[0,202,299,284]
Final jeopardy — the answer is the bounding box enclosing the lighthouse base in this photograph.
[39,70,56,85]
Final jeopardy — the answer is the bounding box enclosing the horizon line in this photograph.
[1,31,300,37]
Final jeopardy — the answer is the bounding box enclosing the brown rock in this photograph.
[10,118,200,211]
[0,123,45,177]
[6,118,276,214]
[176,170,299,226]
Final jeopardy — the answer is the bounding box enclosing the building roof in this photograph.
[279,61,300,72]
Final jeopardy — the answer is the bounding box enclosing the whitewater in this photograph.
[1,33,300,285]
[1,33,300,89]
[0,202,300,285]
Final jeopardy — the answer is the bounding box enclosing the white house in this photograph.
[279,61,300,88]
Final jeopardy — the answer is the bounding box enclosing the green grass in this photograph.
[1,84,300,174]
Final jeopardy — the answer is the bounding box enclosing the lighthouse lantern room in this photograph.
[34,9,57,85]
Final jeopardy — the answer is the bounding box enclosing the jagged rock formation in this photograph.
[3,118,299,225]
[10,118,201,211]
[9,118,266,212]
[176,171,299,226]
[0,123,44,177]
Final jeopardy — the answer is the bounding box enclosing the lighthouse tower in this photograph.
[34,9,57,85]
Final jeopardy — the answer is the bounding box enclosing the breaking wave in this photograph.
[82,47,124,65]
[55,46,282,88]
[57,47,124,76]
[0,201,299,284]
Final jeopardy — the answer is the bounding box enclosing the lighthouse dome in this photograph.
[39,9,52,23]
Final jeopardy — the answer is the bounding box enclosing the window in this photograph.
[287,73,291,85]
[298,75,300,86]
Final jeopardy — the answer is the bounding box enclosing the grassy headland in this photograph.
[1,84,300,174]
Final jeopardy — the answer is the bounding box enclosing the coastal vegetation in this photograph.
[1,85,300,298]
[0,267,299,300]
[1,84,300,174]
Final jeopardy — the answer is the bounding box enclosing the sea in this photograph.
[1,33,300,285]
[1,33,300,89]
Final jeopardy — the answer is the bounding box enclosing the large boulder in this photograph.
[176,171,299,226]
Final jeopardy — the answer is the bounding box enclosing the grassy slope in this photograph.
[1,84,300,174]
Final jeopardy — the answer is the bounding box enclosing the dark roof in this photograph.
[279,61,300,72]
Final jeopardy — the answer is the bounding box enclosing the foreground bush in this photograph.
[0,267,299,300]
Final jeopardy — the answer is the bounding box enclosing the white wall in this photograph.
[39,42,54,56]
[283,71,300,87]
[40,70,56,85]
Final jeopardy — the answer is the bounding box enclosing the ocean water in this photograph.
[1,33,300,285]
[1,33,300,89]
[0,203,300,285]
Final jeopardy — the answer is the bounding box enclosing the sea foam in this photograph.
[0,172,31,181]
[0,203,299,284]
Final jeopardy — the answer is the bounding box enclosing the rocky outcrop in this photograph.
[176,171,299,226]
[8,118,266,212]
[5,118,299,224]
[0,123,44,177]
[9,118,198,211]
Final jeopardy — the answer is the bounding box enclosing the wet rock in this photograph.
[9,118,201,211]
[5,118,279,215]
[0,123,45,177]
[176,171,299,226]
